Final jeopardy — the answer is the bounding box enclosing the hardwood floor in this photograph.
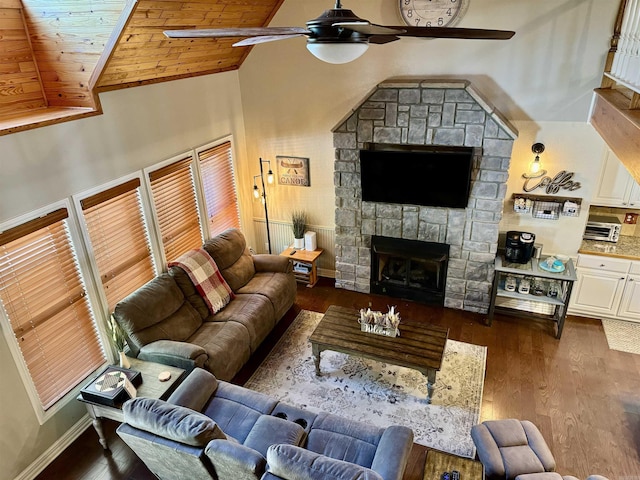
[36,278,640,480]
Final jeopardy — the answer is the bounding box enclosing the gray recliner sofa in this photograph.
[113,228,296,381]
[117,368,414,480]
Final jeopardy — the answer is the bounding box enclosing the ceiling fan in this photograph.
[163,1,515,64]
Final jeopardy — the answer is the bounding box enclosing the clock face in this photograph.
[398,0,468,28]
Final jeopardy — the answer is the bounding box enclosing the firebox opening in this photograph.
[370,236,449,305]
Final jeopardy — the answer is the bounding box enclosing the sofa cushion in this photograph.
[188,321,251,381]
[203,229,256,291]
[169,248,234,315]
[201,381,277,443]
[114,273,202,356]
[169,266,209,319]
[123,397,227,447]
[266,444,384,480]
[209,293,275,352]
[306,412,383,469]
[244,415,306,456]
[236,272,296,320]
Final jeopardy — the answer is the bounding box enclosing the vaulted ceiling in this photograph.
[0,0,284,136]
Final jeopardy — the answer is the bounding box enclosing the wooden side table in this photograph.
[78,357,185,449]
[423,450,484,480]
[280,246,324,287]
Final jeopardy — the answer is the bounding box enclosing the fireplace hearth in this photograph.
[371,236,449,305]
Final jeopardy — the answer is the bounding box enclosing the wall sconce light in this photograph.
[253,158,273,253]
[525,143,546,177]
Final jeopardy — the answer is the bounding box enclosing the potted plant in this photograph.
[107,315,130,368]
[291,210,307,249]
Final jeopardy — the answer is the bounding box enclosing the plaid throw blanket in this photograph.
[169,249,234,314]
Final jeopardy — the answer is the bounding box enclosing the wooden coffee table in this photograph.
[309,305,449,404]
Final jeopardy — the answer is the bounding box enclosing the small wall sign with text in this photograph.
[276,156,310,187]
[522,170,581,194]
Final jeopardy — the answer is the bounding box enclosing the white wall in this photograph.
[238,0,617,252]
[0,71,248,480]
[502,121,608,255]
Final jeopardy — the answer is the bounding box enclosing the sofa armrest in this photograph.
[138,340,207,371]
[167,368,218,411]
[266,444,383,480]
[205,438,266,480]
[370,426,414,480]
[252,254,292,273]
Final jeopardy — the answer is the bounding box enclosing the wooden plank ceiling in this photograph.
[94,0,285,91]
[0,0,284,135]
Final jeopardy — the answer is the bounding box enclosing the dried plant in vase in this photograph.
[107,315,130,368]
[291,210,307,249]
[358,306,400,337]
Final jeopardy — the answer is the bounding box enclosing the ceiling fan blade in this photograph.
[164,27,310,39]
[389,26,515,40]
[368,35,401,45]
[233,34,306,47]
[332,22,405,36]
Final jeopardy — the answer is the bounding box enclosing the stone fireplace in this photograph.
[332,79,518,313]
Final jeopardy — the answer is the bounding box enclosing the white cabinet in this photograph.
[569,254,640,322]
[570,269,626,315]
[618,263,640,320]
[592,149,640,207]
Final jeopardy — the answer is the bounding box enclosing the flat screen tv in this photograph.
[360,144,474,209]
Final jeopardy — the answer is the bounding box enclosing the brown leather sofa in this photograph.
[113,228,297,381]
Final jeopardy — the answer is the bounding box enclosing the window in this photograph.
[196,140,241,237]
[0,137,241,419]
[0,207,105,414]
[147,153,203,263]
[79,178,156,313]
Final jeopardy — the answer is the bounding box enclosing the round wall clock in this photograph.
[398,0,469,28]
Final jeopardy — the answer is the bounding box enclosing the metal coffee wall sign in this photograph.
[521,170,581,194]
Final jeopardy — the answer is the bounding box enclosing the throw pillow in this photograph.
[169,248,234,314]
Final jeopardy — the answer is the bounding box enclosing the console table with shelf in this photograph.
[487,255,577,338]
[78,358,185,449]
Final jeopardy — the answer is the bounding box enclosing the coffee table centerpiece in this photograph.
[359,306,400,337]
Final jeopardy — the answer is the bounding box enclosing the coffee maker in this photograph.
[505,231,536,264]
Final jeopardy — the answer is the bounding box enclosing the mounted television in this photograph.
[360,144,474,209]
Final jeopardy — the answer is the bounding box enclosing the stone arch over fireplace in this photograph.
[332,79,518,313]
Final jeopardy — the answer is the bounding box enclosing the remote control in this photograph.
[290,250,296,255]
[452,470,460,480]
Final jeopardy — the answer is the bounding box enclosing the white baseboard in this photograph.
[15,415,93,480]
[318,268,335,279]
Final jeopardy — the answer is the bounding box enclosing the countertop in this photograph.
[579,236,640,260]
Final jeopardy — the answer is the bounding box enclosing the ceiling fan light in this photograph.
[306,42,369,64]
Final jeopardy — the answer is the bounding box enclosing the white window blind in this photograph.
[197,141,241,237]
[148,154,203,263]
[80,178,155,312]
[0,209,105,410]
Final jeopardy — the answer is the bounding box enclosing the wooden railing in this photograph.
[590,0,640,183]
[604,0,640,103]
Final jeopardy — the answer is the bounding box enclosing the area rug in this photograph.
[602,318,640,354]
[244,310,487,458]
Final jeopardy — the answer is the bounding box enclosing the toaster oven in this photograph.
[583,215,621,243]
